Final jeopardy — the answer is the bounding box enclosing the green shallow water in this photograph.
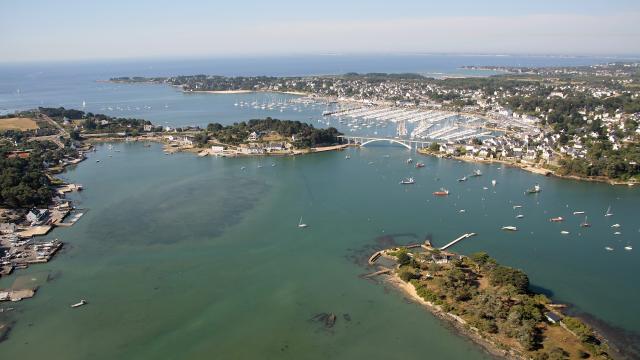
[1,142,639,359]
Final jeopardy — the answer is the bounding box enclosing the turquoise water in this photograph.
[1,142,639,359]
[1,57,639,358]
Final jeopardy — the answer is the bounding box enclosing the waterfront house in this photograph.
[26,209,50,225]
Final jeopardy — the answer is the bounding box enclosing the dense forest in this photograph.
[205,118,341,148]
[0,141,78,208]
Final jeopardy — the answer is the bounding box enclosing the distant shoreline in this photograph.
[417,148,637,187]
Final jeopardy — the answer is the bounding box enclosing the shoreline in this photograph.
[417,149,637,187]
[382,272,525,360]
[185,89,310,96]
[84,135,348,157]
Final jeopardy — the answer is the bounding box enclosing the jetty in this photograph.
[439,233,476,250]
[362,267,393,278]
[368,251,383,264]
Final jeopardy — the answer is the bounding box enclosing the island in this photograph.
[368,241,612,359]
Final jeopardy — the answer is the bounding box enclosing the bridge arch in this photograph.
[359,138,411,150]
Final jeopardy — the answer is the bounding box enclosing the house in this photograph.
[210,146,224,153]
[179,136,194,146]
[248,131,260,141]
[544,312,562,324]
[143,124,154,132]
[26,209,50,225]
[0,223,16,234]
[5,150,31,159]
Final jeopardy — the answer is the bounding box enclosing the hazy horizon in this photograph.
[2,0,640,63]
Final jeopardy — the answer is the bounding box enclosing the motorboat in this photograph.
[71,299,87,308]
[501,226,518,231]
[433,188,449,196]
[525,184,541,194]
[400,177,416,185]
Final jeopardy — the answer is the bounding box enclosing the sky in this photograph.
[1,0,640,62]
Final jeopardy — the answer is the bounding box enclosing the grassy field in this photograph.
[0,117,39,131]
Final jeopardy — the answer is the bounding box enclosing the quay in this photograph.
[439,233,476,250]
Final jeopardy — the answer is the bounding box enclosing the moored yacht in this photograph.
[400,177,415,185]
[525,184,541,194]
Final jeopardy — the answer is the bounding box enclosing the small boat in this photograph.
[240,166,246,171]
[406,158,413,164]
[257,165,263,168]
[501,226,518,231]
[625,246,633,251]
[271,163,276,167]
[459,209,466,213]
[457,176,467,182]
[491,179,497,187]
[471,169,482,177]
[516,214,524,219]
[550,217,564,222]
[605,247,614,251]
[561,231,570,235]
[614,231,621,235]
[297,217,308,228]
[433,188,449,196]
[71,299,87,308]
[415,162,425,168]
[345,155,350,159]
[573,211,585,215]
[580,216,591,228]
[513,205,523,209]
[611,224,621,228]
[96,160,100,163]
[525,184,541,194]
[605,206,613,217]
[483,187,489,190]
[400,177,415,185]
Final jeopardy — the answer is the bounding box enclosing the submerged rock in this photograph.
[310,312,338,329]
[325,313,337,328]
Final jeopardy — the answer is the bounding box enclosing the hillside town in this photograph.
[114,62,640,182]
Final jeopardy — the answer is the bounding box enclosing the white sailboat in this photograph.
[297,217,308,228]
[605,206,613,217]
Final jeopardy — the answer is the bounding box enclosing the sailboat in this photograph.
[491,179,497,187]
[297,217,308,228]
[605,206,613,217]
[580,216,591,228]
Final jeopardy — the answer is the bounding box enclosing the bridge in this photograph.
[338,136,431,150]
